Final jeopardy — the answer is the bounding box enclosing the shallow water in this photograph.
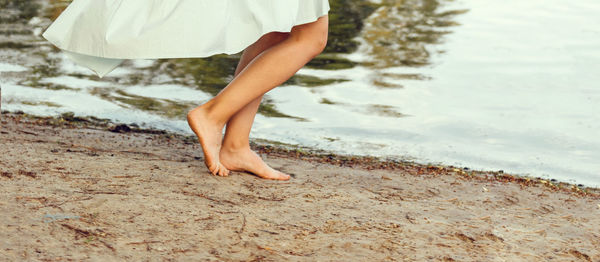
[1,0,599,187]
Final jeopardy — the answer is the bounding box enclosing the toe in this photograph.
[264,171,290,181]
[219,164,229,177]
[272,169,290,180]
[211,164,220,176]
[278,173,291,181]
[207,161,217,175]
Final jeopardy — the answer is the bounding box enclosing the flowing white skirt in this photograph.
[43,0,330,77]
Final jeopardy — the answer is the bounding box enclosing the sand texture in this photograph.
[1,112,599,261]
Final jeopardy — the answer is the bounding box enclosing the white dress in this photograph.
[43,0,330,78]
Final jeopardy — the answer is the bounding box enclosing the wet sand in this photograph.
[1,111,599,261]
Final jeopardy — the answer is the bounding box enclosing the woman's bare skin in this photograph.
[187,15,329,180]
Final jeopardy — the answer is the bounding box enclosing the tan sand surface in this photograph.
[1,112,599,261]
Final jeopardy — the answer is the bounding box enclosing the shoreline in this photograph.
[2,110,600,260]
[3,110,599,195]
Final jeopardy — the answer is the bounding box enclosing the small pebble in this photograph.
[109,124,131,133]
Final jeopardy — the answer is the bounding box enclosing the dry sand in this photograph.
[1,112,599,261]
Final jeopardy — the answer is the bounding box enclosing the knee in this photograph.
[310,16,329,57]
[291,18,329,58]
[294,30,328,58]
[311,32,328,57]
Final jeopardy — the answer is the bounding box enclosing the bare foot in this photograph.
[219,147,290,181]
[187,106,229,177]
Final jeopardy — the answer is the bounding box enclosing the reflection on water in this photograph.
[364,0,468,68]
[2,0,599,187]
[0,0,40,22]
[325,0,379,54]
[362,0,468,89]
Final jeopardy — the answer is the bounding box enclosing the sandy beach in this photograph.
[1,111,599,261]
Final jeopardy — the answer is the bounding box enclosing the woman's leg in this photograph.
[187,15,329,179]
[219,32,290,179]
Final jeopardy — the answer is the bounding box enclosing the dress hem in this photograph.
[42,2,330,78]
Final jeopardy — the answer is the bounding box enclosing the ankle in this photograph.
[221,143,250,153]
